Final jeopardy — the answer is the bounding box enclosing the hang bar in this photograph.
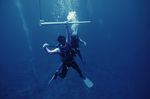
[39,20,91,26]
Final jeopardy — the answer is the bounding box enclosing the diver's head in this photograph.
[57,35,66,46]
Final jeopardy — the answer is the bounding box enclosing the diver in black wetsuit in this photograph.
[43,24,85,79]
[54,27,87,79]
[71,32,87,64]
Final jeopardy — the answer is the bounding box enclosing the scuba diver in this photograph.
[43,24,85,80]
[55,28,86,64]
[71,28,87,65]
[55,26,87,79]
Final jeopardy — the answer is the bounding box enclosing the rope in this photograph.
[39,0,42,20]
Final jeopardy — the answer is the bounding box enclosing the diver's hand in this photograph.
[83,42,87,46]
[43,43,49,49]
[64,21,68,28]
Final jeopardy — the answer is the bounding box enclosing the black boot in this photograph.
[80,74,86,79]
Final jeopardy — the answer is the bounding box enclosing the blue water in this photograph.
[0,0,150,99]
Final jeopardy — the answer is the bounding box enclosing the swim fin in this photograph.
[83,78,94,88]
[48,75,55,85]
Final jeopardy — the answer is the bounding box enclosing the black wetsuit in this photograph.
[71,35,83,61]
[71,35,80,49]
[57,43,84,79]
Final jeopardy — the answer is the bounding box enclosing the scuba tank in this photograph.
[58,43,76,62]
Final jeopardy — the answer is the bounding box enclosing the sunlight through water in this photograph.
[15,0,32,52]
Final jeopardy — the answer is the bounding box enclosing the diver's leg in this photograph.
[54,62,63,79]
[76,48,85,65]
[76,49,83,60]
[59,62,68,79]
[57,62,63,72]
[71,61,85,79]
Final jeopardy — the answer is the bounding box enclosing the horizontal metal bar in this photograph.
[39,20,91,26]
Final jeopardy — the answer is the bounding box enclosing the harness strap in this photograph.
[59,43,76,62]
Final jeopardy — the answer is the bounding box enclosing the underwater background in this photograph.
[0,0,150,99]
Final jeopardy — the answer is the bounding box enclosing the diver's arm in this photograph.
[79,37,87,46]
[45,47,60,54]
[43,43,60,54]
[65,24,71,45]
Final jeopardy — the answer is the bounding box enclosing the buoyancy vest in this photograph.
[71,35,79,48]
[58,43,76,62]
